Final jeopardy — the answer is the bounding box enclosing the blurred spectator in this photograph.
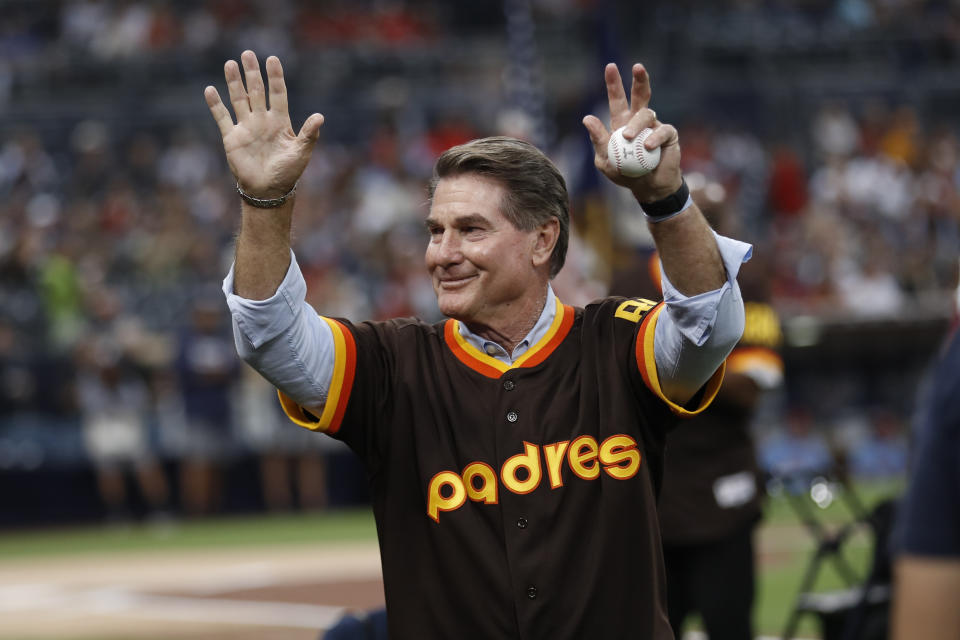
[0,318,36,416]
[880,106,920,167]
[759,407,834,479]
[834,251,906,318]
[847,410,908,479]
[75,334,170,522]
[767,144,808,218]
[811,102,861,160]
[172,296,239,516]
[237,365,334,512]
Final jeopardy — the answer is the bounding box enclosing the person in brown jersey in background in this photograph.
[611,177,783,640]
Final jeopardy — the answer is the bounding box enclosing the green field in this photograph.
[0,509,378,558]
[752,477,903,638]
[0,478,904,639]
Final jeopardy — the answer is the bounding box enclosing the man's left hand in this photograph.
[583,63,683,204]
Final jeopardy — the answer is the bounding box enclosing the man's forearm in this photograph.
[893,556,960,640]
[223,251,335,410]
[652,232,751,404]
[647,202,725,296]
[234,200,294,300]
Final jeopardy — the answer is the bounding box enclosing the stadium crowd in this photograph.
[2,0,955,519]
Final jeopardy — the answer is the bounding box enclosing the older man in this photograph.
[207,50,749,639]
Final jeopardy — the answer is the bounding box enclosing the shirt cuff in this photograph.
[659,232,753,347]
[222,250,307,349]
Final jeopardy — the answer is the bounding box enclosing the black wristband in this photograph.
[640,178,690,221]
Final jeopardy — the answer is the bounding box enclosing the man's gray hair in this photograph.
[429,136,570,278]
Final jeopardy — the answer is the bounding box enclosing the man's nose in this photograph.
[432,231,463,266]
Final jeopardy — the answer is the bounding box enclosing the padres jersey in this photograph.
[279,296,723,639]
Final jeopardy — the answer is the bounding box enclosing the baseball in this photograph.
[607,126,661,177]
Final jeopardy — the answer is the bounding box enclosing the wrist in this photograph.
[237,181,298,208]
[637,178,691,223]
[633,175,683,204]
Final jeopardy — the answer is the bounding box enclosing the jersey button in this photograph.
[526,586,537,599]
[506,411,519,423]
[516,517,528,529]
[503,379,515,391]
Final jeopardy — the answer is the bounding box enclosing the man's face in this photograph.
[425,174,542,327]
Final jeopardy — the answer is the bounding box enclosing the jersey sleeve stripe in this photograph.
[513,301,574,369]
[276,317,357,434]
[635,303,662,394]
[327,318,357,433]
[634,302,726,417]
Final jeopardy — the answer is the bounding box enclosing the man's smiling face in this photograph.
[425,174,542,327]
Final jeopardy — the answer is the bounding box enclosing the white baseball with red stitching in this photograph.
[607,126,661,177]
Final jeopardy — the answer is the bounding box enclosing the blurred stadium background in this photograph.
[0,0,956,638]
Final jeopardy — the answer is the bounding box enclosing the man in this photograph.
[206,50,750,638]
[892,330,960,640]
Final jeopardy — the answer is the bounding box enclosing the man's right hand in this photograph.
[205,50,324,199]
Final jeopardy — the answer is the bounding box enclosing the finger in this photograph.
[204,86,234,139]
[644,124,678,150]
[298,113,325,143]
[604,63,630,124]
[622,108,658,139]
[224,59,250,121]
[241,50,267,113]
[629,64,651,111]
[265,56,288,115]
[582,115,610,154]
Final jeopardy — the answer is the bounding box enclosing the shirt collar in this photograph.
[457,285,557,365]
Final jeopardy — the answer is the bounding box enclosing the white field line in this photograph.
[682,633,816,640]
[0,583,347,630]
[100,591,347,629]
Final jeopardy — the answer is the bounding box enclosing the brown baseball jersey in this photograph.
[278,296,724,639]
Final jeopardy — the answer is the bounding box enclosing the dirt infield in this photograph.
[0,523,828,639]
[0,542,384,639]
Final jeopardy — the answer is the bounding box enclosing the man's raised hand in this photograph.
[582,63,682,203]
[204,50,324,200]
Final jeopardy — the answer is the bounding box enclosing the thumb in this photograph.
[298,113,325,143]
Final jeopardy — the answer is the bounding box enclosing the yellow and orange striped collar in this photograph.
[444,297,575,378]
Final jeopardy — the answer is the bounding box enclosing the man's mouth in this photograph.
[437,275,478,289]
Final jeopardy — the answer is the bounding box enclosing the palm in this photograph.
[205,51,324,199]
[583,63,683,202]
[223,113,302,195]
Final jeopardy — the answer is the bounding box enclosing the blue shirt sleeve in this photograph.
[222,251,335,409]
[654,232,752,402]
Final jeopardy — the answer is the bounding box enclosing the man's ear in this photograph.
[531,218,560,269]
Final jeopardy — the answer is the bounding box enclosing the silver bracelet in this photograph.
[236,181,298,208]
